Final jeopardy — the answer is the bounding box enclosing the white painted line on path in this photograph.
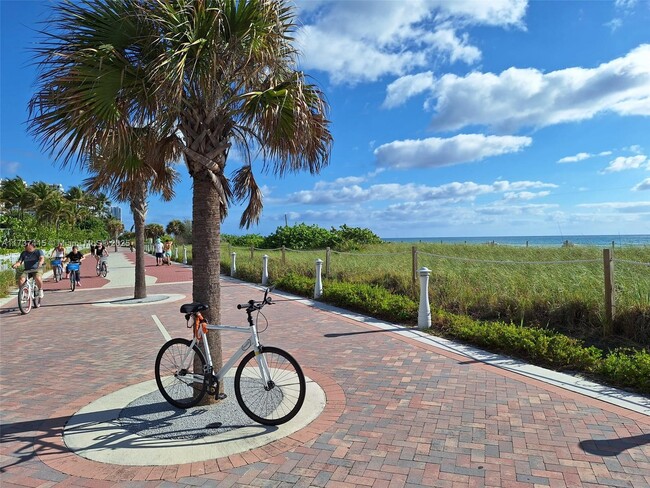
[152,314,171,342]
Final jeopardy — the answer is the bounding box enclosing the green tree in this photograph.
[145,223,165,240]
[166,220,186,238]
[0,177,32,218]
[106,218,124,252]
[28,0,331,391]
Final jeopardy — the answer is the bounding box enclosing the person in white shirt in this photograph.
[154,238,164,265]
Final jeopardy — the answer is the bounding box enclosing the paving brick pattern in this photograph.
[1,250,649,487]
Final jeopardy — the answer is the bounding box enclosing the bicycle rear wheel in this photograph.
[155,338,208,409]
[234,346,306,426]
[18,284,32,314]
[101,262,107,277]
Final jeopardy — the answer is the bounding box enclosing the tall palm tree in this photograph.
[28,0,332,380]
[36,191,73,237]
[84,126,180,299]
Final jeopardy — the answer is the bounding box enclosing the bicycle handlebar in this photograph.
[236,288,274,311]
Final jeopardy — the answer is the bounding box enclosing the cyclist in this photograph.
[50,242,66,281]
[64,245,85,286]
[12,240,45,298]
[95,240,108,262]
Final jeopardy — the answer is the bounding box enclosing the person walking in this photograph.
[163,239,173,265]
[154,238,164,266]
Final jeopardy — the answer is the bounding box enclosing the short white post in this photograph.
[174,247,178,259]
[183,245,187,264]
[418,267,431,329]
[262,254,269,285]
[314,258,323,299]
[231,252,237,277]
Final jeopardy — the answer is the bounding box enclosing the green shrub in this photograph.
[598,348,650,393]
[274,273,314,297]
[323,281,417,324]
[0,269,16,297]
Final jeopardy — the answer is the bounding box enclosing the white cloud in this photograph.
[383,72,436,109]
[0,160,20,176]
[296,0,527,84]
[503,191,551,201]
[418,44,650,132]
[557,150,613,163]
[632,178,650,191]
[286,178,556,206]
[602,154,648,172]
[577,201,650,213]
[374,134,532,170]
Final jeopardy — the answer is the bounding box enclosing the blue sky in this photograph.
[1,0,649,238]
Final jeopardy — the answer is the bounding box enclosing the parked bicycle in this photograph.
[51,258,63,282]
[96,256,108,277]
[17,269,42,314]
[155,287,306,426]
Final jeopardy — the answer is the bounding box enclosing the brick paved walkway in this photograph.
[1,249,649,487]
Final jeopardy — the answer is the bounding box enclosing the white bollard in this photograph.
[262,254,269,285]
[175,247,178,259]
[231,252,237,277]
[418,267,431,329]
[314,259,323,299]
[183,245,187,264]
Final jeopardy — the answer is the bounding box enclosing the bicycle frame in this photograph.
[184,316,272,388]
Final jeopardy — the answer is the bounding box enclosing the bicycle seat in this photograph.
[180,302,209,314]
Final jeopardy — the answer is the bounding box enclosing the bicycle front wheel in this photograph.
[101,262,107,277]
[33,285,41,308]
[69,273,76,292]
[155,338,208,409]
[18,284,32,314]
[95,264,101,276]
[234,346,306,426]
[54,266,61,282]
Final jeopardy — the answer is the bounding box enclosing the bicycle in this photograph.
[155,287,306,426]
[51,258,63,282]
[67,262,80,291]
[95,256,108,277]
[17,269,42,314]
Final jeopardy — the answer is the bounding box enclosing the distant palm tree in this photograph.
[106,218,124,252]
[36,191,73,237]
[84,126,180,299]
[0,177,32,218]
[28,0,331,382]
[64,186,91,230]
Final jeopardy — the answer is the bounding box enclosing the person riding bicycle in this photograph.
[12,240,45,298]
[94,241,108,262]
[64,245,85,286]
[50,242,66,280]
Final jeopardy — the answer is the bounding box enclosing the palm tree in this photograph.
[28,0,332,383]
[106,218,124,251]
[64,186,91,230]
[0,177,32,218]
[36,191,73,237]
[84,126,180,299]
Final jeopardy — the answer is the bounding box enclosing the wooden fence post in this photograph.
[325,247,331,279]
[411,246,418,291]
[603,248,615,336]
[281,246,286,266]
[250,245,254,259]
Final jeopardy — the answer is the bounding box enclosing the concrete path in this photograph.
[0,248,648,487]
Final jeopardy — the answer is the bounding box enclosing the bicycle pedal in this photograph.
[216,392,227,400]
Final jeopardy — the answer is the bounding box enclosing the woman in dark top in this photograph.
[64,246,86,286]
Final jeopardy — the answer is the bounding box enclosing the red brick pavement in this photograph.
[1,250,649,487]
[122,250,193,283]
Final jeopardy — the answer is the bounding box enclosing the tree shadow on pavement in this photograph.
[579,433,650,456]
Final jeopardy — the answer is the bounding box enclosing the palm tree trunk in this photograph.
[131,190,148,299]
[193,170,223,402]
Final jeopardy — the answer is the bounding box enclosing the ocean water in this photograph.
[383,234,650,247]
